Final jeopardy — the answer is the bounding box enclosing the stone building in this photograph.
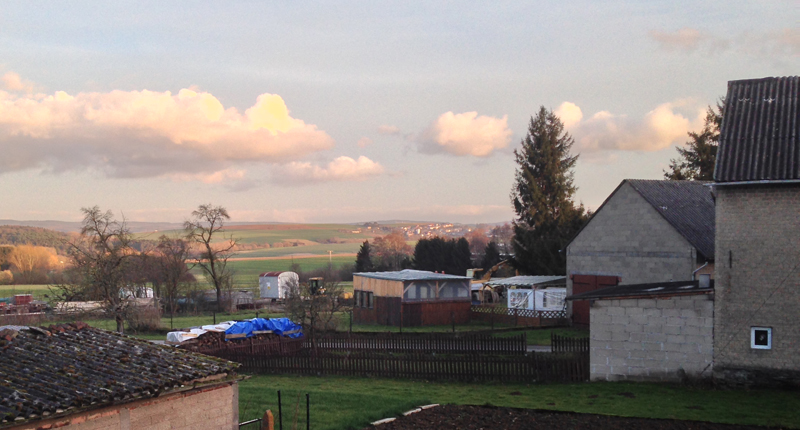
[568,280,714,382]
[565,179,715,324]
[712,76,800,386]
[0,322,240,429]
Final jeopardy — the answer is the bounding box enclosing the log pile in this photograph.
[177,330,283,353]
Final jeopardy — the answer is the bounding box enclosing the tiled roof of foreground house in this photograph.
[0,322,238,426]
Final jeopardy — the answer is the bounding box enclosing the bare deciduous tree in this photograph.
[65,206,134,333]
[184,204,237,312]
[156,235,193,318]
[285,277,348,346]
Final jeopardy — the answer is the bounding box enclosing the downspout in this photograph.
[692,261,709,280]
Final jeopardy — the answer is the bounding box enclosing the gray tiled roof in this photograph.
[354,269,470,281]
[0,323,238,426]
[627,180,716,260]
[715,76,800,183]
[566,280,713,301]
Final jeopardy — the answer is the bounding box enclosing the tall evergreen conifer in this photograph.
[510,106,587,275]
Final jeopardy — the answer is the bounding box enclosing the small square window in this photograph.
[751,327,772,350]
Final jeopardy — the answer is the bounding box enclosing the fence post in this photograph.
[451,311,455,333]
[213,311,216,324]
[262,410,274,430]
[277,390,283,430]
[349,310,353,335]
[306,393,310,430]
[514,307,518,327]
[491,306,494,330]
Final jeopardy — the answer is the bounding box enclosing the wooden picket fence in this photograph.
[221,349,589,383]
[304,332,526,355]
[551,333,590,354]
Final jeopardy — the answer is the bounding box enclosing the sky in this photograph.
[0,1,797,224]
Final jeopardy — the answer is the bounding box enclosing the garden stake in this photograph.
[306,393,310,430]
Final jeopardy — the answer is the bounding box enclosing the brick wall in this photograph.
[714,184,800,386]
[567,182,702,316]
[589,295,714,382]
[12,381,238,430]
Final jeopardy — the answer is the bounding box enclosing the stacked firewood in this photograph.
[178,330,282,352]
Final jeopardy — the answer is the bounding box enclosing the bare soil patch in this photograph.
[364,405,783,430]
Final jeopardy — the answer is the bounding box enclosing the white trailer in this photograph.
[259,271,300,300]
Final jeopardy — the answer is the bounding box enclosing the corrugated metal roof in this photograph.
[354,269,470,281]
[715,76,800,182]
[627,180,716,260]
[566,280,713,301]
[486,276,566,287]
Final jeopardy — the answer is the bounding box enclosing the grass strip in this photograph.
[238,374,800,430]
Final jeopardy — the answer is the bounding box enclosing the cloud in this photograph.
[377,125,401,135]
[272,156,384,185]
[1,72,34,93]
[418,111,512,157]
[554,102,583,128]
[0,78,335,181]
[357,137,373,147]
[649,28,709,52]
[560,101,704,154]
[649,27,798,57]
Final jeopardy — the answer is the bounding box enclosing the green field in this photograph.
[238,375,800,430]
[224,256,355,278]
[143,224,375,246]
[0,284,52,300]
[234,242,361,258]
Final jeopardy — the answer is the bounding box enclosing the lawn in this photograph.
[237,374,800,430]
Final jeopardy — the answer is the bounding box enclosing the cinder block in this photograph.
[656,300,676,309]
[611,315,630,325]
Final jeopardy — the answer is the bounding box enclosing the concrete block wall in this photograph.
[13,382,238,430]
[566,182,700,316]
[714,185,800,385]
[590,295,714,382]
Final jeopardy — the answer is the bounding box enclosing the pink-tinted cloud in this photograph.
[649,27,798,57]
[418,111,512,157]
[560,101,704,155]
[649,28,709,52]
[0,79,334,180]
[272,156,384,185]
[1,72,34,93]
[377,125,401,135]
[357,137,373,147]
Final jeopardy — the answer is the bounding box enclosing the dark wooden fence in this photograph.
[551,334,590,354]
[304,332,526,355]
[470,305,569,327]
[221,350,589,383]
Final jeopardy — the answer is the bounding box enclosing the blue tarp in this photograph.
[224,317,304,340]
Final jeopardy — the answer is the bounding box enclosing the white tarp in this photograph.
[259,272,299,299]
[166,321,235,343]
[507,288,566,311]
